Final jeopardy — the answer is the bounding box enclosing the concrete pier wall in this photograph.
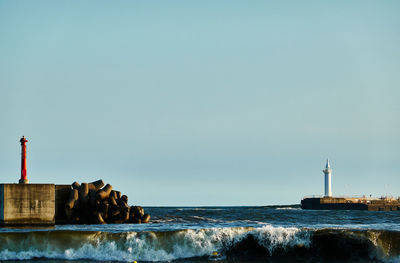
[0,184,55,226]
[55,184,71,224]
[301,197,400,211]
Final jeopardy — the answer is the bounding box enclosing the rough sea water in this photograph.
[1,206,400,263]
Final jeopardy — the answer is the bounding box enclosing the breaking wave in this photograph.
[0,226,399,262]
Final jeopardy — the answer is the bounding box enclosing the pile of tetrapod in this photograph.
[65,179,150,224]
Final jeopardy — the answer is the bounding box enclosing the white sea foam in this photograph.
[0,226,310,262]
[251,225,310,254]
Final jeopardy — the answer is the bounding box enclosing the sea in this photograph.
[1,206,400,263]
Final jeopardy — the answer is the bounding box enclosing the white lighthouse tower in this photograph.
[323,159,332,197]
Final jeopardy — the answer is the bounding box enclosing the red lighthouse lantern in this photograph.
[19,136,29,184]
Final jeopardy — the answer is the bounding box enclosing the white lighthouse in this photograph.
[323,159,332,197]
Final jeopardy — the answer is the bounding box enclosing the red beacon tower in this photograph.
[19,136,29,184]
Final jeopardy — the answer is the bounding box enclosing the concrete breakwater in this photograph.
[63,180,150,224]
[1,181,150,226]
[301,196,400,211]
[0,184,55,226]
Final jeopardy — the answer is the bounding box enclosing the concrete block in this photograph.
[0,184,55,226]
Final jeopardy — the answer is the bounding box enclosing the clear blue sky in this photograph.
[1,1,399,205]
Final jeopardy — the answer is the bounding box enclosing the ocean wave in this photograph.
[0,226,399,262]
[176,208,225,211]
[275,207,301,210]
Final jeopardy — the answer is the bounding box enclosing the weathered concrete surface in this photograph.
[0,184,55,225]
[301,197,400,211]
[55,184,71,224]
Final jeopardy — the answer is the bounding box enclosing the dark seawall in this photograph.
[301,197,400,211]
